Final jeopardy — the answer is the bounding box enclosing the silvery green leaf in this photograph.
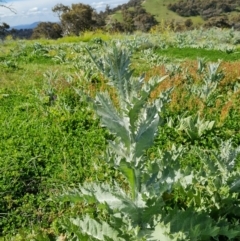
[94,92,131,148]
[128,75,168,134]
[164,208,220,240]
[135,106,159,157]
[118,161,139,200]
[197,57,206,74]
[81,183,129,209]
[219,140,240,169]
[148,221,173,241]
[87,44,133,103]
[70,215,124,241]
[230,179,240,192]
[205,61,224,83]
[108,139,130,160]
[148,216,189,241]
[177,113,215,140]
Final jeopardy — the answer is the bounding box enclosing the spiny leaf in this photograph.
[119,162,137,200]
[128,75,168,134]
[94,92,131,148]
[164,208,220,240]
[149,218,188,241]
[177,113,215,140]
[135,106,159,157]
[70,215,124,241]
[87,43,133,103]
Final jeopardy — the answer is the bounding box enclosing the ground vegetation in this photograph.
[0,28,240,240]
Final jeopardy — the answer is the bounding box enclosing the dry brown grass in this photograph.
[142,60,240,120]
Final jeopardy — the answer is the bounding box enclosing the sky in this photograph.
[0,0,129,27]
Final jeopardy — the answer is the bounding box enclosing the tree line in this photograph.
[168,0,240,29]
[30,0,240,39]
[30,2,157,39]
[2,0,240,40]
[0,1,157,40]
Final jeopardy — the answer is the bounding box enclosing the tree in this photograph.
[0,22,10,39]
[133,7,158,32]
[204,15,231,28]
[0,0,16,33]
[52,3,95,36]
[52,3,69,19]
[106,18,124,32]
[184,18,193,28]
[121,7,136,32]
[31,22,62,39]
[168,0,240,21]
[92,11,106,29]
[0,0,16,13]
[105,4,111,14]
[121,6,158,32]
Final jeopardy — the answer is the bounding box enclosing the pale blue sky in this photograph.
[0,0,129,27]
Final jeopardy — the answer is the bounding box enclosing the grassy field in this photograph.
[143,0,187,21]
[112,0,205,26]
[156,47,240,61]
[143,0,205,25]
[113,0,240,27]
[0,29,240,240]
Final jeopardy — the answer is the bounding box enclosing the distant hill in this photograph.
[111,0,240,28]
[11,22,40,30]
[111,0,204,24]
[142,0,205,25]
[6,0,240,40]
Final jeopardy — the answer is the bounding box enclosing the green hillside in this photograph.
[142,0,205,24]
[112,0,240,27]
[143,0,187,21]
[111,0,205,25]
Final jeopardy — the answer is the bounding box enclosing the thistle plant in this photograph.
[200,61,224,101]
[31,42,49,57]
[121,35,153,52]
[188,141,240,235]
[198,140,240,190]
[189,59,224,102]
[204,61,224,84]
[197,57,207,74]
[141,48,169,67]
[71,43,85,53]
[58,44,240,241]
[60,43,163,238]
[234,82,240,93]
[53,50,68,64]
[177,112,215,141]
[72,54,98,81]
[165,63,182,78]
[1,59,18,70]
[42,70,58,105]
[59,43,178,240]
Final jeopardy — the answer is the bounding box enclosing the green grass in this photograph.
[156,47,240,61]
[56,31,114,43]
[0,31,240,239]
[112,10,124,22]
[143,0,206,25]
[111,0,205,26]
[143,0,183,21]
